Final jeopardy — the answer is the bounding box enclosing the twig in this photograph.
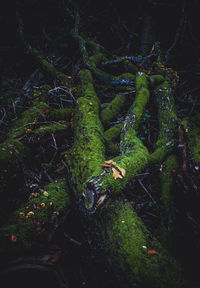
[165,1,186,64]
[49,86,78,103]
[0,108,6,126]
[41,163,53,183]
[64,232,82,246]
[51,133,58,150]
[138,178,157,205]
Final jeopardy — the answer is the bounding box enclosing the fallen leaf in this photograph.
[105,160,117,165]
[27,211,34,218]
[116,165,126,177]
[10,234,17,242]
[100,163,111,168]
[148,249,158,255]
[26,128,32,134]
[19,212,25,219]
[112,167,123,180]
[45,108,50,114]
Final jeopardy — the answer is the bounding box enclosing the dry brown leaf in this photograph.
[100,164,111,168]
[105,160,117,165]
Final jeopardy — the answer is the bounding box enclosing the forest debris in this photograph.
[101,160,126,180]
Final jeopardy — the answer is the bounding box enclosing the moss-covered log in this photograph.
[0,180,70,251]
[67,69,184,287]
[160,154,179,250]
[84,72,151,211]
[101,94,126,127]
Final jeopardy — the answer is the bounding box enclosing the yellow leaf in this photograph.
[105,160,117,165]
[116,165,126,177]
[100,163,111,168]
[112,167,123,180]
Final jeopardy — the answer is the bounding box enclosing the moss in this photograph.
[160,155,178,250]
[104,124,123,156]
[83,73,150,207]
[96,200,184,288]
[160,154,178,215]
[0,138,28,163]
[9,102,49,138]
[104,124,123,141]
[181,119,200,164]
[29,47,70,84]
[49,108,74,121]
[74,32,135,87]
[66,69,105,198]
[148,74,164,87]
[85,129,149,209]
[33,122,69,135]
[150,81,178,164]
[123,60,139,74]
[101,94,126,126]
[0,180,70,250]
[123,72,150,133]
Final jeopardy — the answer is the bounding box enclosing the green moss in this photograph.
[97,200,184,288]
[101,94,126,126]
[0,180,70,250]
[181,119,200,164]
[86,129,149,202]
[66,69,105,197]
[33,122,69,135]
[160,155,179,250]
[0,139,28,163]
[123,60,139,74]
[9,102,49,138]
[161,154,178,214]
[104,124,123,156]
[30,48,69,84]
[148,74,164,87]
[123,72,150,133]
[83,73,150,204]
[104,124,123,141]
[49,108,74,121]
